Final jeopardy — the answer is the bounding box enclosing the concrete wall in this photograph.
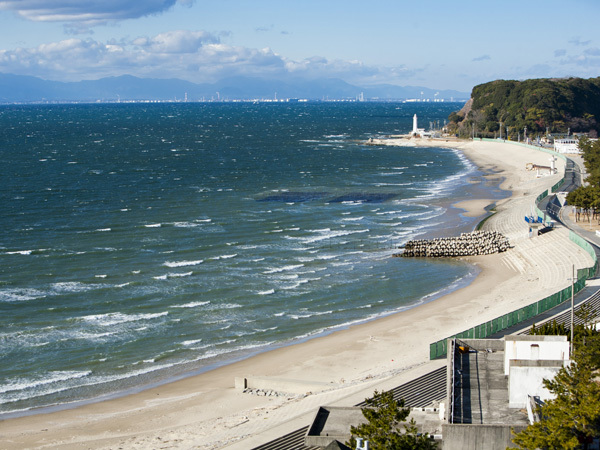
[442,424,527,450]
[508,360,567,408]
[504,335,569,375]
[461,338,504,352]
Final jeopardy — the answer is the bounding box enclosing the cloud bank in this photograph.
[0,0,185,23]
[0,30,418,86]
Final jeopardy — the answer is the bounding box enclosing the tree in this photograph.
[566,137,600,211]
[347,390,437,450]
[512,335,600,449]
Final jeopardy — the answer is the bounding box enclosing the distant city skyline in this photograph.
[0,0,598,93]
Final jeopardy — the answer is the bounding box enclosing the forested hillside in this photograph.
[448,77,600,139]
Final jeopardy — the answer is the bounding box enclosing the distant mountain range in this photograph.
[0,73,469,103]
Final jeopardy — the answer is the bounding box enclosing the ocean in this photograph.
[0,102,506,416]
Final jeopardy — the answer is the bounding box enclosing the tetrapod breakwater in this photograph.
[396,230,510,258]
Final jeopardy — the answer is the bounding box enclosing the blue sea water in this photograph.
[0,102,505,416]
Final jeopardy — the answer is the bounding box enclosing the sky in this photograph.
[0,0,598,93]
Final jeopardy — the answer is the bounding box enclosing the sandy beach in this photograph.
[1,139,595,450]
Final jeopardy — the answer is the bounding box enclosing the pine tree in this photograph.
[512,335,600,449]
[347,390,437,449]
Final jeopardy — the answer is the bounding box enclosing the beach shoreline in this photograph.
[1,139,594,450]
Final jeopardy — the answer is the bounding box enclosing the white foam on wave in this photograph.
[341,216,364,221]
[0,360,180,407]
[169,271,193,278]
[298,228,369,244]
[0,288,47,302]
[145,223,162,228]
[280,279,310,290]
[154,271,193,280]
[181,338,203,346]
[263,264,304,274]
[289,310,333,320]
[79,311,168,326]
[218,303,242,309]
[51,282,99,293]
[257,289,275,295]
[5,250,34,255]
[172,301,210,308]
[0,370,92,396]
[209,254,237,260]
[163,260,204,268]
[317,254,337,260]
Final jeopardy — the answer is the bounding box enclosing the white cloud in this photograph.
[133,30,219,54]
[0,30,430,87]
[0,31,289,82]
[0,0,184,24]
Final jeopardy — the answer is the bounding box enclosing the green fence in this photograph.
[429,263,593,359]
[429,142,596,360]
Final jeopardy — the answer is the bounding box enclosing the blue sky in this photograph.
[0,0,598,92]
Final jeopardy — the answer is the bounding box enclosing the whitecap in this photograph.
[144,223,162,228]
[263,264,304,274]
[257,289,275,295]
[209,254,237,260]
[0,288,47,302]
[79,311,168,326]
[172,301,210,308]
[51,282,97,293]
[341,216,364,221]
[163,260,204,268]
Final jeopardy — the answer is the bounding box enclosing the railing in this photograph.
[449,338,456,424]
[429,141,597,359]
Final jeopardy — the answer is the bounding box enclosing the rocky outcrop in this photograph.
[397,230,510,257]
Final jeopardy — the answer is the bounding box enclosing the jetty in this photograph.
[397,230,511,257]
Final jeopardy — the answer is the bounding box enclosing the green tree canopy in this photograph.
[448,77,600,138]
[512,335,600,449]
[347,390,438,450]
[566,138,600,209]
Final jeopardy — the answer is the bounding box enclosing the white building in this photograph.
[554,138,580,154]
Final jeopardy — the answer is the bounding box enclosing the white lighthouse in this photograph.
[411,114,425,137]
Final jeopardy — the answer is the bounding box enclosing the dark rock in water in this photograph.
[257,192,329,202]
[328,193,398,203]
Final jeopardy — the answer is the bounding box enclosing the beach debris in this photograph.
[242,388,301,398]
[396,230,510,257]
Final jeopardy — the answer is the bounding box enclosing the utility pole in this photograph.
[571,264,575,355]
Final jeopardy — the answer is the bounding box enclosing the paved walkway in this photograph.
[482,168,595,305]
